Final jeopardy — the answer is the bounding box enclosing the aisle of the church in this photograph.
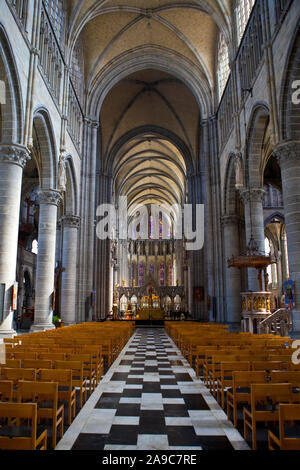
[56,328,249,450]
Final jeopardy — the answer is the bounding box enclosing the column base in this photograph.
[30,323,56,332]
[0,329,17,339]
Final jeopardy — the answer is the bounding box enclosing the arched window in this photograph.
[235,0,255,45]
[138,262,144,287]
[169,264,173,286]
[70,38,84,105]
[44,0,65,44]
[217,33,230,101]
[159,263,165,286]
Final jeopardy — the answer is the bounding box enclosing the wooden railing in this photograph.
[258,308,292,336]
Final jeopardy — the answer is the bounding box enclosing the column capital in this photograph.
[61,214,81,229]
[239,187,265,204]
[273,141,300,167]
[37,189,62,206]
[0,144,30,168]
[221,214,241,226]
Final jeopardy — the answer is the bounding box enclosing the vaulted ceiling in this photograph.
[64,1,233,211]
[66,0,232,95]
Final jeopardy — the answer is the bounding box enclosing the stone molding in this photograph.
[273,141,300,167]
[0,144,30,168]
[221,214,241,226]
[37,189,62,206]
[61,215,81,229]
[239,187,265,204]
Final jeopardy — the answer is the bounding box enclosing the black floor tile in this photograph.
[197,436,234,451]
[120,360,133,365]
[95,393,122,409]
[126,378,144,385]
[163,404,190,417]
[115,404,141,416]
[122,389,142,398]
[144,366,159,373]
[111,373,128,381]
[181,394,210,410]
[72,433,108,450]
[108,425,139,445]
[139,410,166,434]
[166,426,204,447]
[160,379,178,385]
[161,389,182,398]
[174,373,193,382]
[142,382,162,393]
[159,370,174,375]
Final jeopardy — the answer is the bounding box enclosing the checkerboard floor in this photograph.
[55,328,249,450]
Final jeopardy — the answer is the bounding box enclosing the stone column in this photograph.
[0,145,30,337]
[60,215,80,325]
[240,188,265,291]
[31,189,62,331]
[222,215,242,329]
[274,141,300,334]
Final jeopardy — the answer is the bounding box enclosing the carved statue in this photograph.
[58,154,67,192]
[234,153,243,189]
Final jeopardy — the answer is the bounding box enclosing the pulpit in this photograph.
[241,291,272,333]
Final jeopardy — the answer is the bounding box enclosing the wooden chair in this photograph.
[39,352,66,361]
[0,381,13,402]
[243,383,295,450]
[38,369,76,425]
[1,368,36,399]
[251,361,288,372]
[18,380,64,449]
[67,353,96,393]
[268,404,300,450]
[0,402,47,450]
[227,370,268,428]
[11,352,37,361]
[4,359,21,368]
[53,360,88,408]
[216,361,251,409]
[270,370,300,387]
[23,359,53,371]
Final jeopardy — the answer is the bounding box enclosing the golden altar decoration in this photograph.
[136,288,164,321]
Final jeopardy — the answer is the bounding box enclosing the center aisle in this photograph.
[56,328,249,451]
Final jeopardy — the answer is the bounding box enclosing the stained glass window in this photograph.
[236,0,255,45]
[217,33,230,101]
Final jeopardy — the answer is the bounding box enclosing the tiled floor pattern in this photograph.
[56,328,249,451]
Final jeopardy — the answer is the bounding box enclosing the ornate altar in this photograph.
[136,287,164,320]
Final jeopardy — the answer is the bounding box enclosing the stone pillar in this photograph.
[0,145,30,337]
[240,188,265,291]
[222,215,242,329]
[60,215,80,325]
[274,141,300,334]
[31,189,62,331]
